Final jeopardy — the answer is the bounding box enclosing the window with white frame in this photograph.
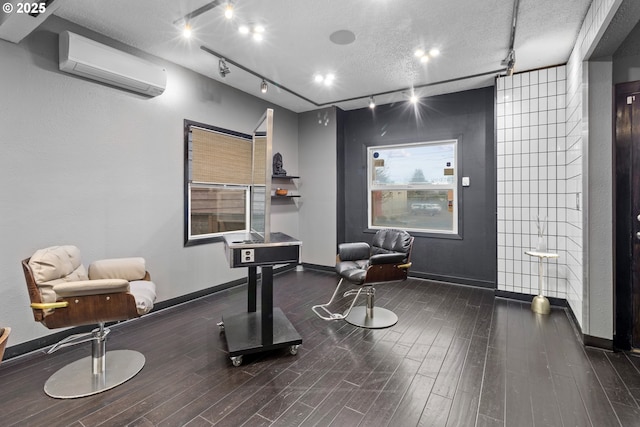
[368,140,458,234]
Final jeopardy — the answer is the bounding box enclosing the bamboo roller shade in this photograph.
[253,136,266,185]
[191,128,266,185]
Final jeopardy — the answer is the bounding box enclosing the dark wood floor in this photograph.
[2,268,640,426]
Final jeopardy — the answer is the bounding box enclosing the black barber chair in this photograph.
[312,229,413,328]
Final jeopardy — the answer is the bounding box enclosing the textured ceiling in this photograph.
[52,0,592,112]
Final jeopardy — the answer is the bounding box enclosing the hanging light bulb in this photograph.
[369,96,376,109]
[224,2,234,19]
[261,79,268,93]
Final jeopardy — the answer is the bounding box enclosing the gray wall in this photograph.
[339,87,496,288]
[586,59,614,339]
[0,17,299,347]
[298,108,338,267]
[613,19,640,84]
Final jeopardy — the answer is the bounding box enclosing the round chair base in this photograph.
[344,306,398,329]
[44,349,145,399]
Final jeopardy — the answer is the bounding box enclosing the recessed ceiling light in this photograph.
[324,74,335,86]
[414,47,440,64]
[314,73,335,86]
[239,24,265,41]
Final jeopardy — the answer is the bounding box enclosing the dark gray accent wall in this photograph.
[339,87,496,288]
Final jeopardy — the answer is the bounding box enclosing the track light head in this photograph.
[218,58,230,78]
[368,96,376,109]
[501,49,516,76]
[224,2,234,19]
[261,79,268,93]
[182,22,192,38]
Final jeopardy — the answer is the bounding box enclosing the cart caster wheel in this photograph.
[217,321,224,332]
[231,355,243,367]
[289,345,300,355]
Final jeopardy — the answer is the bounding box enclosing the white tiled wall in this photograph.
[497,67,567,299]
[563,0,619,329]
[496,0,620,330]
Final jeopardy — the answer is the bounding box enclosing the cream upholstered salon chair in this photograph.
[312,229,414,329]
[0,327,10,364]
[22,245,156,399]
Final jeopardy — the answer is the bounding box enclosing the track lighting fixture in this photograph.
[218,58,230,78]
[182,22,192,39]
[201,45,503,111]
[501,49,516,76]
[175,1,236,38]
[224,2,234,19]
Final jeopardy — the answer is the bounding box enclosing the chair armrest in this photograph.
[52,279,130,297]
[370,252,407,265]
[30,301,69,310]
[88,257,146,281]
[338,242,370,262]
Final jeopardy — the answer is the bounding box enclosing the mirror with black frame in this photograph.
[183,109,273,246]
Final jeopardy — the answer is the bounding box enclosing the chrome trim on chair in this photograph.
[311,278,364,321]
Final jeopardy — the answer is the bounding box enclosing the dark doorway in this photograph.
[615,80,640,350]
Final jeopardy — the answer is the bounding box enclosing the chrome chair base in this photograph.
[344,306,398,329]
[44,349,145,399]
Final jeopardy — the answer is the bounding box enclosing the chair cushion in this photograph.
[371,229,412,260]
[335,260,368,284]
[130,280,156,315]
[88,257,146,281]
[338,242,370,262]
[29,245,89,305]
[29,245,88,283]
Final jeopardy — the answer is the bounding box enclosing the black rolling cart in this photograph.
[220,232,302,366]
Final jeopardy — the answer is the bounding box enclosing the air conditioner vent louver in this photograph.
[59,31,166,97]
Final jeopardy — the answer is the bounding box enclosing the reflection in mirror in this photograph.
[184,119,253,246]
[183,110,274,246]
[251,109,273,242]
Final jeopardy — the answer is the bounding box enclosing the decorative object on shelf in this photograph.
[535,214,547,251]
[273,152,287,176]
[275,188,288,196]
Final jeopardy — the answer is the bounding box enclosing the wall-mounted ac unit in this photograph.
[59,31,167,97]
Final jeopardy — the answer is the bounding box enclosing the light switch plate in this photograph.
[462,176,470,187]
